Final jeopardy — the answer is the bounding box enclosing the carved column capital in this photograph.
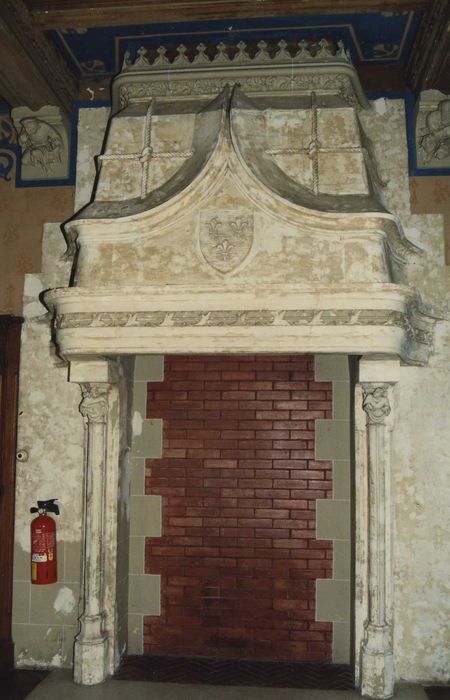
[79,383,109,423]
[362,383,391,425]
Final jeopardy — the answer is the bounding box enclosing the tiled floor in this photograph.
[25,670,429,700]
[114,656,353,689]
[2,668,448,700]
[425,690,450,700]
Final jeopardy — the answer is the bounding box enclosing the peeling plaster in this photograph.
[54,587,76,615]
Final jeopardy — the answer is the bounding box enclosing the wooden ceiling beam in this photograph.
[26,0,432,30]
[406,0,450,94]
[0,0,77,114]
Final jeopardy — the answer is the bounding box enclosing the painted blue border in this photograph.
[50,11,422,78]
[0,144,18,182]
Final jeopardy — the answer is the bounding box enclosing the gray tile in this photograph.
[333,539,352,581]
[127,614,143,655]
[130,458,145,496]
[132,381,148,414]
[129,536,145,574]
[316,499,351,541]
[316,420,351,460]
[30,583,79,625]
[130,495,161,537]
[333,461,351,499]
[128,574,160,615]
[12,581,30,624]
[13,624,66,668]
[134,355,164,381]
[333,381,350,420]
[316,579,351,622]
[14,543,30,581]
[315,355,350,381]
[333,622,351,664]
[132,419,163,459]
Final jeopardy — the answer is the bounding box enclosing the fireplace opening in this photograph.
[126,353,353,682]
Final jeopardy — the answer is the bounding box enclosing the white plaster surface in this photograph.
[361,99,450,683]
[53,587,77,615]
[15,226,83,553]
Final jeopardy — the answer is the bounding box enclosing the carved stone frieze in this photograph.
[117,73,357,111]
[113,37,363,112]
[56,307,408,330]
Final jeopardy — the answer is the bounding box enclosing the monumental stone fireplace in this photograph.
[39,40,440,699]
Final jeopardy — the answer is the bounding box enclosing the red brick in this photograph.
[144,354,333,662]
[169,517,203,527]
[255,509,290,518]
[255,410,290,420]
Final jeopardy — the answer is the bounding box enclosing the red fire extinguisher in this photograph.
[30,499,59,585]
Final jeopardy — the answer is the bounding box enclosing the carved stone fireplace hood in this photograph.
[44,41,438,699]
[46,47,435,366]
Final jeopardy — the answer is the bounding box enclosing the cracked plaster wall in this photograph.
[360,98,450,683]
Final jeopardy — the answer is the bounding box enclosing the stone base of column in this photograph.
[360,626,394,699]
[74,635,108,685]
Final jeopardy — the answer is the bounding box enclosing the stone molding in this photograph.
[45,284,437,366]
[121,39,352,73]
[111,39,369,112]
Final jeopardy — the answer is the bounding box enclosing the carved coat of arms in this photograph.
[198,209,254,273]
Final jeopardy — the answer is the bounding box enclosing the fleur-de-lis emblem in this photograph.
[199,210,254,273]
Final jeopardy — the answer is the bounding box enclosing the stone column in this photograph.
[74,381,110,684]
[358,356,399,699]
[68,359,118,685]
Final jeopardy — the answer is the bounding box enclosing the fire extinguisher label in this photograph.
[32,530,55,561]
[32,553,48,562]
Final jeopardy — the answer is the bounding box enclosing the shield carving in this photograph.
[199,209,254,274]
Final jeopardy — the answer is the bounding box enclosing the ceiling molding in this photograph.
[0,0,78,113]
[26,0,431,30]
[406,0,450,94]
